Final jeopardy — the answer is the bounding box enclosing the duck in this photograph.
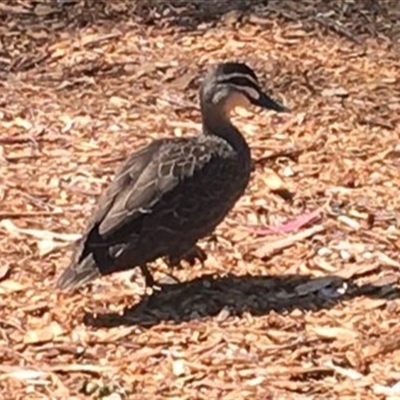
[56,62,287,291]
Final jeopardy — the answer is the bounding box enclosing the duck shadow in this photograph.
[83,272,400,328]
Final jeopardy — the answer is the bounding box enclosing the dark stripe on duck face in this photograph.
[218,63,259,84]
[218,75,260,92]
[217,73,261,103]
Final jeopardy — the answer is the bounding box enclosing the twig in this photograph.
[250,208,323,236]
[0,136,40,145]
[48,364,115,374]
[0,4,30,14]
[82,32,123,48]
[323,360,364,380]
[0,219,81,242]
[250,224,326,259]
[0,211,63,219]
[313,16,362,45]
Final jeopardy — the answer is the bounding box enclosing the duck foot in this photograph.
[136,265,180,292]
[165,245,207,269]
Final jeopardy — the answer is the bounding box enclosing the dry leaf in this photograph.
[172,359,187,377]
[310,326,358,342]
[23,321,65,345]
[0,264,10,281]
[34,5,56,16]
[324,360,364,380]
[374,382,400,396]
[250,225,326,258]
[13,117,32,131]
[263,168,286,191]
[321,87,349,97]
[109,96,129,108]
[0,368,48,382]
[376,251,400,268]
[0,280,27,294]
[0,219,81,242]
[37,239,71,257]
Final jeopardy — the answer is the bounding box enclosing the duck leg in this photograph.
[135,247,208,288]
[180,245,207,267]
[165,245,207,269]
[139,264,180,289]
[139,264,156,288]
[133,246,206,288]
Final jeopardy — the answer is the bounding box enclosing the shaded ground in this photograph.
[1,0,400,398]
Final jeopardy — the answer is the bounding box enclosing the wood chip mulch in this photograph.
[0,1,400,399]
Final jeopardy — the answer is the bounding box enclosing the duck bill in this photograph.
[258,92,288,112]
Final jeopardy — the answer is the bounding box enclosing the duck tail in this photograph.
[56,252,101,290]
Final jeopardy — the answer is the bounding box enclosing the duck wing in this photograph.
[96,138,216,236]
[56,137,221,289]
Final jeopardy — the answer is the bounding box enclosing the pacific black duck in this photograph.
[57,62,287,291]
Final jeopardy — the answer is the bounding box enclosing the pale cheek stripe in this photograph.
[229,84,260,102]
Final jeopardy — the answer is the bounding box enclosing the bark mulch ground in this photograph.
[0,1,400,399]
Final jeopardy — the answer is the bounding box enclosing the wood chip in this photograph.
[310,326,358,342]
[250,225,326,258]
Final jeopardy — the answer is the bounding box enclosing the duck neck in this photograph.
[201,106,251,162]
